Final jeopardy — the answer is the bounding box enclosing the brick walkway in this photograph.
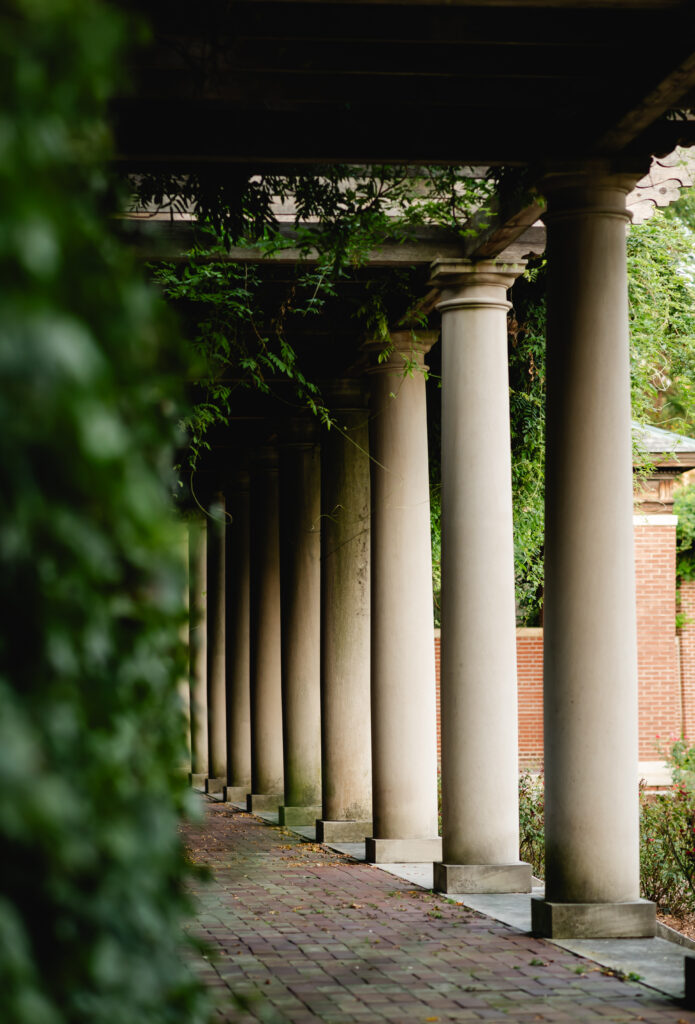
[181,801,695,1024]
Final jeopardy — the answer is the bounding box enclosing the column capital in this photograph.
[320,378,368,412]
[363,329,439,375]
[540,168,641,225]
[430,259,526,315]
[253,445,279,472]
[281,415,320,449]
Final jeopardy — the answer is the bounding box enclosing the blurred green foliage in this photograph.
[0,2,207,1021]
[674,484,695,584]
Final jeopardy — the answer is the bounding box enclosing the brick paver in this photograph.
[181,802,695,1023]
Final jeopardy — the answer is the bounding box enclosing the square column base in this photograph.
[189,772,207,789]
[223,785,249,803]
[316,819,373,842]
[684,954,695,1007]
[434,861,532,894]
[278,805,322,827]
[247,793,282,812]
[366,836,442,863]
[531,896,656,938]
[205,777,225,794]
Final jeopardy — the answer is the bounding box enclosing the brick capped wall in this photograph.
[435,518,684,768]
[679,580,695,741]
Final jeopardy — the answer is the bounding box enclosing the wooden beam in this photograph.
[595,48,695,154]
[121,218,471,265]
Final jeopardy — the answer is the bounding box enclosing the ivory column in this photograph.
[532,171,655,938]
[430,260,531,893]
[366,332,442,863]
[188,517,208,787]
[224,471,252,803]
[206,493,227,792]
[317,382,373,842]
[278,422,322,825]
[179,521,191,774]
[247,447,284,811]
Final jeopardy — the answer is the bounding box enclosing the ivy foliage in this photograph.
[139,169,496,469]
[0,3,207,1022]
[628,208,695,434]
[507,270,547,625]
[674,484,695,583]
[507,203,695,624]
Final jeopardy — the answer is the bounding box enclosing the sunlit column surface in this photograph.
[278,421,322,825]
[317,381,373,842]
[206,492,227,792]
[532,171,655,938]
[188,516,208,786]
[223,470,252,802]
[179,520,191,774]
[431,259,531,894]
[247,447,284,810]
[365,332,442,863]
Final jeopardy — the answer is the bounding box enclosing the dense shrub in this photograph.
[516,751,695,919]
[518,770,544,879]
[640,782,695,916]
[0,2,207,1022]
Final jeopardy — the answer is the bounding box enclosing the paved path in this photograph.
[182,801,695,1023]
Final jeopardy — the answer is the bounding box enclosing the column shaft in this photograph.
[366,332,441,863]
[278,432,322,825]
[533,173,654,938]
[188,517,208,784]
[224,473,252,802]
[317,384,372,842]
[248,450,284,810]
[206,494,227,790]
[431,260,531,894]
[179,521,191,773]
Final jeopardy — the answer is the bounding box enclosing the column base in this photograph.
[205,777,225,795]
[366,836,442,863]
[223,785,249,803]
[434,861,532,894]
[531,896,656,938]
[278,805,322,827]
[316,819,373,842]
[247,793,282,812]
[684,954,695,1007]
[189,772,207,789]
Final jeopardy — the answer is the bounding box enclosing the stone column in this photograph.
[224,471,252,803]
[430,260,531,894]
[179,520,191,774]
[317,382,373,842]
[278,421,322,825]
[188,516,208,787]
[248,447,284,810]
[365,331,442,863]
[532,171,655,938]
[206,493,227,792]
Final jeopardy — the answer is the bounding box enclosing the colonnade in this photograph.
[183,171,655,940]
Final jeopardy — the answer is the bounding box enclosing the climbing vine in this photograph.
[136,167,497,470]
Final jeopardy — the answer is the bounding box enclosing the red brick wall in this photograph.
[516,629,544,769]
[634,522,680,758]
[679,580,695,741]
[434,519,684,768]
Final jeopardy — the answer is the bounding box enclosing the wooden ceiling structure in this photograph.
[112,0,695,447]
[114,0,695,183]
